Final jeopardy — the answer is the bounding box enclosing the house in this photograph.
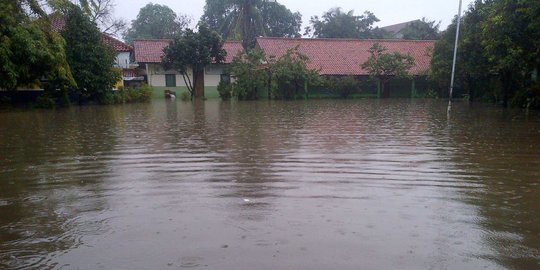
[256,37,435,98]
[133,37,434,99]
[133,40,243,98]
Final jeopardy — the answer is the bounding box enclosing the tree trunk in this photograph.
[381,78,390,98]
[193,68,205,99]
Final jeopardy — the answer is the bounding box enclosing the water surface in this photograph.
[1,100,539,269]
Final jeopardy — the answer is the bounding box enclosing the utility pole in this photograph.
[449,0,463,110]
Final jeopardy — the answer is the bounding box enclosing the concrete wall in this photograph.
[144,63,225,99]
[115,52,131,69]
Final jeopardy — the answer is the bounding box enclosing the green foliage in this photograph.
[217,80,233,100]
[0,0,75,91]
[305,8,385,39]
[259,1,302,38]
[48,0,126,36]
[61,5,120,104]
[35,93,56,109]
[112,85,153,104]
[229,47,322,100]
[430,0,540,108]
[179,91,191,101]
[228,48,269,100]
[162,24,226,99]
[400,18,441,40]
[327,76,362,99]
[124,3,190,43]
[271,47,322,100]
[201,0,302,50]
[362,43,415,98]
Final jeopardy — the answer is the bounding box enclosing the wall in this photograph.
[115,52,131,69]
[144,63,226,99]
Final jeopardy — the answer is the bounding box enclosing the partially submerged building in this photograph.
[256,37,434,98]
[132,37,435,99]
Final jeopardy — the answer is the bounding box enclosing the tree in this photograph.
[361,43,415,98]
[481,0,538,107]
[162,24,226,100]
[305,8,385,39]
[271,47,321,99]
[61,5,119,104]
[260,1,302,38]
[0,0,74,92]
[124,3,190,43]
[400,18,441,40]
[200,0,302,50]
[430,0,540,108]
[228,46,322,100]
[228,48,269,100]
[48,0,126,36]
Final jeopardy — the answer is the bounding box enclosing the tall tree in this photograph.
[305,8,385,39]
[362,43,415,98]
[124,3,190,44]
[260,1,302,38]
[400,18,441,40]
[62,5,119,103]
[430,0,540,108]
[48,0,126,36]
[0,0,74,91]
[481,0,537,107]
[162,24,226,99]
[200,0,302,50]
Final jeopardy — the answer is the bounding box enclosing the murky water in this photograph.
[1,100,539,270]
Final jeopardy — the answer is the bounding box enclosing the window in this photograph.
[165,74,176,87]
[206,65,224,75]
[220,74,231,84]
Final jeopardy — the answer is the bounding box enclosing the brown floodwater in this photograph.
[0,99,539,270]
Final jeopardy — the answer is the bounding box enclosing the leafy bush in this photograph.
[327,76,361,99]
[112,85,153,104]
[35,94,56,109]
[217,80,232,100]
[229,48,269,100]
[179,91,190,101]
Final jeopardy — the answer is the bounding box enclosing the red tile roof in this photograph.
[133,39,172,63]
[134,40,243,64]
[102,34,133,52]
[256,37,434,76]
[223,41,243,63]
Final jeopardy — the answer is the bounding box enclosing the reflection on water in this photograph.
[0,100,539,269]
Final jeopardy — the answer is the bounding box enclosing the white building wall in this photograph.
[146,63,226,88]
[115,52,131,69]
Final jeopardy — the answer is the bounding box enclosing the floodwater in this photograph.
[0,100,539,270]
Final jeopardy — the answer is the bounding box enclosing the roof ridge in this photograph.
[256,37,436,42]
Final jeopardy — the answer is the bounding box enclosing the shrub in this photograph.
[111,85,153,104]
[327,76,361,99]
[217,80,232,100]
[35,94,56,109]
[179,91,190,101]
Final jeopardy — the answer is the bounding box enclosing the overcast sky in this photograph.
[115,0,475,32]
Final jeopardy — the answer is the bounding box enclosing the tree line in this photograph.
[124,1,441,50]
[430,0,540,108]
[1,0,133,107]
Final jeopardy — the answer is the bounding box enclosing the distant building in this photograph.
[381,20,422,39]
[256,37,434,98]
[132,37,435,99]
